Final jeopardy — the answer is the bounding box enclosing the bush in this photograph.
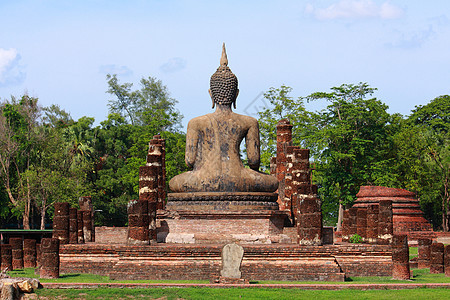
[349,234,362,243]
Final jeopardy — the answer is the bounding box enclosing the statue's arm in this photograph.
[246,119,260,171]
[185,120,198,169]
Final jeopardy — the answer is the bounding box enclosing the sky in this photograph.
[0,0,449,129]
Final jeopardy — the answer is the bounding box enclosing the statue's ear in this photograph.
[209,89,215,109]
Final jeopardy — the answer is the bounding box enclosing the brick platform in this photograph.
[59,243,392,281]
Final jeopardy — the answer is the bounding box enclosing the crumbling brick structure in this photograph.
[23,239,37,268]
[52,202,70,244]
[275,119,293,214]
[418,238,432,269]
[341,209,350,242]
[82,210,93,242]
[40,238,59,279]
[149,134,166,210]
[391,234,410,280]
[10,237,24,270]
[1,244,12,271]
[430,242,444,274]
[69,207,78,244]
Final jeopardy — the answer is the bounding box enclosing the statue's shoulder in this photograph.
[233,113,259,126]
[187,114,212,129]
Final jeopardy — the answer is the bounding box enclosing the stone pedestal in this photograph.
[161,192,289,244]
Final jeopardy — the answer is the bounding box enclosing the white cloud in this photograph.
[0,48,25,86]
[306,0,404,20]
[160,57,186,73]
[386,26,435,49]
[99,64,133,76]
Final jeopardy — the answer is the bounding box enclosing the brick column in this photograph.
[1,244,12,271]
[69,208,78,244]
[366,204,379,244]
[139,164,159,243]
[341,209,350,242]
[392,234,410,280]
[40,238,59,279]
[418,238,432,269]
[77,210,85,244]
[276,119,293,212]
[356,208,367,241]
[23,239,36,268]
[82,210,93,242]
[52,202,70,244]
[430,243,445,274]
[149,135,166,210]
[10,237,23,270]
[445,245,450,277]
[378,200,393,244]
[127,199,150,245]
[36,243,41,271]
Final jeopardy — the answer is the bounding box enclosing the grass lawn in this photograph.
[8,267,450,299]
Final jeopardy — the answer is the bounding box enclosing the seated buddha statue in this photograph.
[169,44,278,193]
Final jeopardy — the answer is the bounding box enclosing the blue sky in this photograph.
[0,0,449,128]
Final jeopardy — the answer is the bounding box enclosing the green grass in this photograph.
[7,267,450,285]
[409,246,418,260]
[34,287,450,300]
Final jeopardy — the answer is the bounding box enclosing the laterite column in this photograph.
[341,209,350,242]
[82,210,93,242]
[418,238,432,269]
[392,234,410,280]
[1,244,12,271]
[23,239,36,268]
[10,237,23,270]
[356,208,367,242]
[366,204,379,244]
[275,119,293,213]
[127,199,150,245]
[445,245,450,277]
[40,238,59,279]
[139,164,159,243]
[69,207,78,244]
[52,202,70,244]
[430,243,445,274]
[77,210,84,244]
[347,207,358,239]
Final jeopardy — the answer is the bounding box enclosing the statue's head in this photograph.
[209,43,239,108]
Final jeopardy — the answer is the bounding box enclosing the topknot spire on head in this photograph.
[220,43,228,66]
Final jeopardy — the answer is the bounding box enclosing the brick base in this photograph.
[60,244,392,281]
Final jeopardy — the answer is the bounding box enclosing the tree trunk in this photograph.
[40,207,46,230]
[443,175,449,232]
[336,202,344,231]
[23,177,31,230]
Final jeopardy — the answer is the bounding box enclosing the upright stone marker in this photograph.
[220,243,244,279]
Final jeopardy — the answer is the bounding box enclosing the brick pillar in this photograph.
[430,243,445,274]
[356,208,367,241]
[366,204,379,244]
[289,147,311,226]
[296,194,322,246]
[445,245,450,277]
[69,208,78,244]
[147,138,164,210]
[1,244,12,271]
[418,238,432,269]
[378,200,393,244]
[77,210,85,244]
[40,238,59,279]
[23,239,36,268]
[276,119,293,213]
[79,196,95,242]
[341,209,350,242]
[52,202,70,245]
[36,243,41,272]
[139,165,159,243]
[10,238,23,270]
[392,234,410,280]
[347,207,358,238]
[82,210,93,242]
[127,199,150,245]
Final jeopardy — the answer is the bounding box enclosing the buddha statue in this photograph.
[169,44,278,193]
